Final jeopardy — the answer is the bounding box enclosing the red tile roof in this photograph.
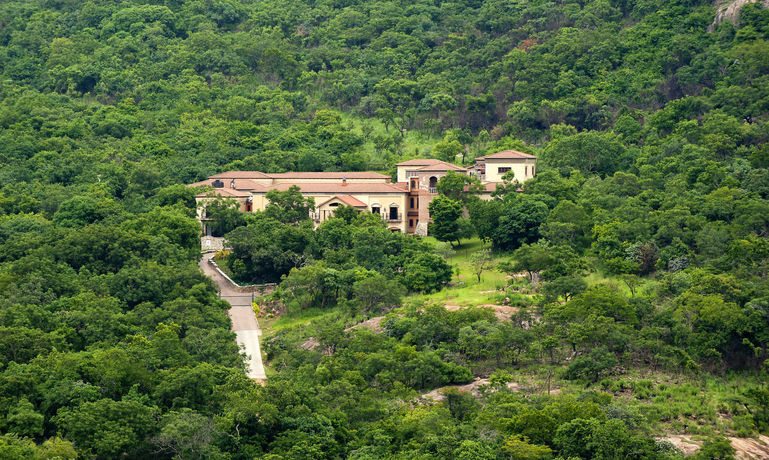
[209,171,273,179]
[318,195,368,207]
[480,182,503,192]
[195,188,251,198]
[476,150,537,160]
[414,160,466,172]
[396,158,445,166]
[189,179,267,190]
[269,171,389,179]
[258,182,407,194]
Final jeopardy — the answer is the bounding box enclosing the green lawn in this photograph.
[260,306,340,334]
[410,236,513,307]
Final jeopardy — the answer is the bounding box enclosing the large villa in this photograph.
[191,150,537,235]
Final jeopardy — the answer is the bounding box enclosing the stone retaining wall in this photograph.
[207,257,277,295]
[201,236,225,251]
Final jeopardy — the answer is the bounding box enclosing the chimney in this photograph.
[342,177,347,186]
[230,179,235,188]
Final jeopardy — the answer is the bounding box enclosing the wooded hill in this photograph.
[0,0,768,458]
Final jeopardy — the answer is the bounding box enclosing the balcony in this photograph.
[310,210,335,222]
[384,213,402,223]
[429,187,437,194]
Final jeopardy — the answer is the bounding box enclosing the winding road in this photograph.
[199,252,266,380]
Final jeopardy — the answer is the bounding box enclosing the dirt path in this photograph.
[421,378,521,402]
[199,252,266,381]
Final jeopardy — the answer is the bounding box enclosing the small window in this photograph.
[410,197,415,208]
[498,167,511,175]
[525,166,528,176]
[409,219,414,227]
[372,206,380,215]
[329,202,339,207]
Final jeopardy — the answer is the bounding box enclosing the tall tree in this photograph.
[428,195,463,247]
[264,185,315,224]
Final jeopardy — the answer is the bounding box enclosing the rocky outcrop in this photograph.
[710,0,769,31]
[414,221,429,237]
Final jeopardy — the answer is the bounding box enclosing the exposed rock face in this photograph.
[661,434,769,459]
[414,221,429,237]
[710,0,769,31]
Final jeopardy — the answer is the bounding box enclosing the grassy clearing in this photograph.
[411,236,514,307]
[260,306,340,334]
[468,364,762,437]
[584,271,659,298]
[338,112,442,167]
[593,371,765,437]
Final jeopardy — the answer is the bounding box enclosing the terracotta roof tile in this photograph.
[319,195,368,207]
[476,150,537,160]
[209,171,273,179]
[268,171,389,179]
[481,182,503,192]
[414,160,466,171]
[396,158,444,166]
[195,188,251,198]
[256,182,407,194]
[189,179,268,191]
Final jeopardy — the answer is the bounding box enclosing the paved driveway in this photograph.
[199,252,266,380]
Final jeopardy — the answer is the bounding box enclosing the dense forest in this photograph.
[1,0,769,458]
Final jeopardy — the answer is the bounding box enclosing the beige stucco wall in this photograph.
[356,193,408,232]
[245,191,408,232]
[195,156,538,235]
[271,177,388,184]
[396,165,411,183]
[397,165,435,183]
[483,158,537,182]
[213,177,387,185]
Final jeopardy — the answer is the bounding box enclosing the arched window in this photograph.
[429,176,438,193]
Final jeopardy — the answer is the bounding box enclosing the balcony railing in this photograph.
[311,210,402,223]
[406,171,419,178]
[429,187,437,194]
